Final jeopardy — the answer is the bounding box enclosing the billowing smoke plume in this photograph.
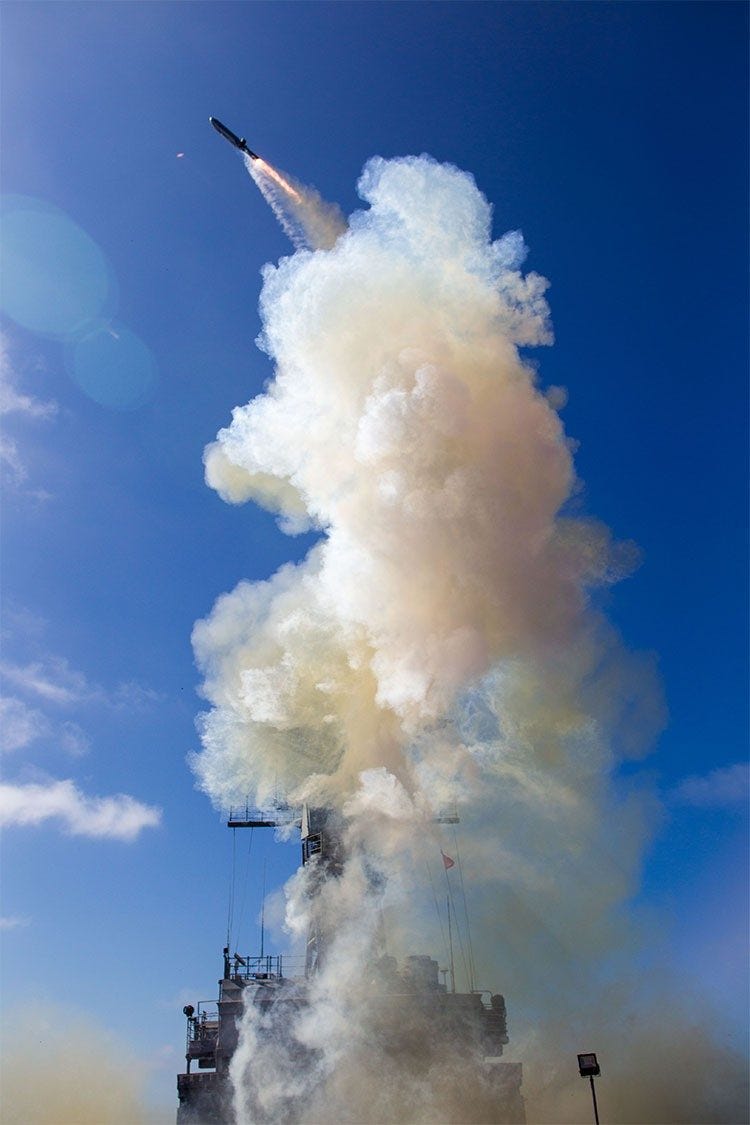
[193,156,746,1122]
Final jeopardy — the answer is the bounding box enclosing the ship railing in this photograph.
[185,1002,219,1059]
[228,952,306,982]
[190,1001,219,1032]
[226,801,301,829]
[243,954,284,980]
[276,953,306,976]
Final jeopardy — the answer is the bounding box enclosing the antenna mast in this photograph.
[260,859,266,960]
[447,894,456,994]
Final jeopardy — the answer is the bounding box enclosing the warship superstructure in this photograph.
[176,808,525,1123]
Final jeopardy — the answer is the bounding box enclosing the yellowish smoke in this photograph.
[0,1005,165,1124]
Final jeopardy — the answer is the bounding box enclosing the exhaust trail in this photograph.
[243,153,346,251]
[195,154,747,1124]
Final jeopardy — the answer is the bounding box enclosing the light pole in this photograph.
[577,1052,601,1125]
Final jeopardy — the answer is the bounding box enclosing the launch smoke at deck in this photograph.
[176,807,526,1124]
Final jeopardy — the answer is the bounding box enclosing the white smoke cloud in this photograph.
[0,778,162,840]
[192,155,745,1122]
[195,156,651,807]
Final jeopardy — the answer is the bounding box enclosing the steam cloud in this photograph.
[193,156,746,1122]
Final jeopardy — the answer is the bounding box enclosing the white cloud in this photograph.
[0,334,57,420]
[0,696,49,752]
[0,375,57,419]
[110,681,162,709]
[0,696,90,757]
[0,779,162,841]
[0,657,90,706]
[0,604,48,642]
[0,335,57,494]
[0,915,31,931]
[670,762,749,809]
[0,435,27,485]
[59,721,91,757]
[0,655,161,711]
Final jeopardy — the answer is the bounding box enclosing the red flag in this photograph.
[441,850,455,870]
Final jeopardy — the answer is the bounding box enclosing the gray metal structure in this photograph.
[176,808,526,1123]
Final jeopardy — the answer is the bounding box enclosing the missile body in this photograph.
[209,117,259,160]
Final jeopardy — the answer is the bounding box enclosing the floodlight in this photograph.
[577,1051,601,1124]
[577,1052,600,1077]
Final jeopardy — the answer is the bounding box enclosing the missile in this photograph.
[209,117,259,160]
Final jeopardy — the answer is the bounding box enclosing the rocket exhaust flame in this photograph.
[195,155,747,1123]
[243,152,346,251]
[254,158,302,203]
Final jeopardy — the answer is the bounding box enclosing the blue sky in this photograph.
[1,3,747,1120]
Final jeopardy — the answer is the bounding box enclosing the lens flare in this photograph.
[0,195,116,339]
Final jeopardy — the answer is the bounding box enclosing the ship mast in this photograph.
[225,802,340,976]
